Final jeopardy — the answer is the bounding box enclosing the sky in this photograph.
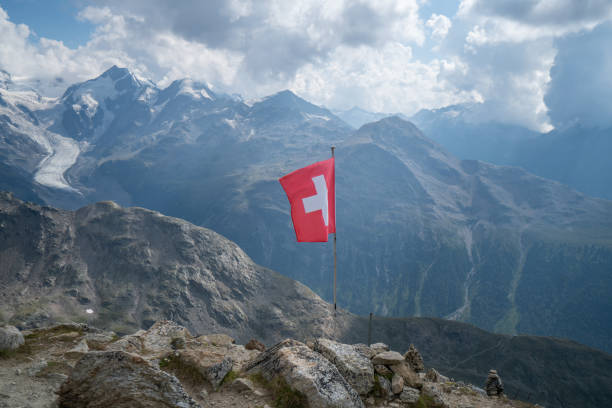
[1,0,611,132]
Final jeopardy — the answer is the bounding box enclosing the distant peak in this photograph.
[101,65,132,81]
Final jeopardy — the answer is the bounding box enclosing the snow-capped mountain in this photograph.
[2,67,612,355]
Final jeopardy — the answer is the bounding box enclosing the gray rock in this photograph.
[57,350,199,407]
[390,361,422,389]
[399,386,420,404]
[421,383,448,407]
[425,368,442,383]
[0,325,24,351]
[353,343,376,359]
[377,375,392,399]
[370,343,389,354]
[404,344,425,373]
[374,364,393,377]
[372,351,404,366]
[391,373,404,394]
[246,339,365,408]
[206,356,233,389]
[314,338,375,395]
[178,348,234,390]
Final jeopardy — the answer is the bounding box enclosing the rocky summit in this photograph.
[0,320,539,408]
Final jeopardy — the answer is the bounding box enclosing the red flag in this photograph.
[279,158,336,242]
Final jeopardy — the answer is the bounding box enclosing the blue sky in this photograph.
[0,0,93,48]
[1,0,611,131]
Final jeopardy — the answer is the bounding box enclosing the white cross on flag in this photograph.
[279,158,336,242]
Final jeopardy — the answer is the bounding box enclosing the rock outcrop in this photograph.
[245,339,365,408]
[0,325,24,351]
[314,338,375,396]
[57,350,200,408]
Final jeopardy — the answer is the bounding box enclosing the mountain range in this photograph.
[1,66,612,355]
[411,104,612,201]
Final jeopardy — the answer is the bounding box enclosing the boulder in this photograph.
[245,339,365,408]
[371,351,404,366]
[421,383,448,408]
[425,368,445,383]
[314,338,375,395]
[107,321,191,358]
[404,344,425,373]
[370,343,389,354]
[391,373,404,394]
[57,350,200,408]
[390,361,422,389]
[377,375,392,399]
[178,348,233,389]
[399,386,420,404]
[245,338,266,352]
[353,343,376,359]
[0,325,24,351]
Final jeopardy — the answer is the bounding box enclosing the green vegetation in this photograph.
[269,376,308,408]
[220,370,238,386]
[248,373,308,408]
[158,354,206,386]
[415,394,435,408]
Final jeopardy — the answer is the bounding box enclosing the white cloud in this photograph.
[290,43,480,115]
[1,1,611,132]
[426,14,452,40]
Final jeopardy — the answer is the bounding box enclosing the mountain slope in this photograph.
[0,191,348,345]
[411,104,612,201]
[1,192,611,408]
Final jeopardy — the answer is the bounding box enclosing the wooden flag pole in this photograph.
[331,146,337,311]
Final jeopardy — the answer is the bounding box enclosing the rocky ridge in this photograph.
[0,321,537,408]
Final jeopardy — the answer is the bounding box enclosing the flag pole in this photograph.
[331,146,337,312]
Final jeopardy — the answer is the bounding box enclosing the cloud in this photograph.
[290,43,481,114]
[443,0,612,131]
[544,21,612,128]
[459,0,612,44]
[426,14,452,41]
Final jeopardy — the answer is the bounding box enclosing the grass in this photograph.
[269,376,308,408]
[248,373,308,408]
[220,370,238,386]
[159,354,207,386]
[415,394,436,408]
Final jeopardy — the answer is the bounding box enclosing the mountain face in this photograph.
[0,191,348,345]
[2,67,612,354]
[1,192,612,408]
[411,104,612,201]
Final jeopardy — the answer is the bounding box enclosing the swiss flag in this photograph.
[279,158,336,242]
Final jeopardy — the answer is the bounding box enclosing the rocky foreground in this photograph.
[0,321,538,408]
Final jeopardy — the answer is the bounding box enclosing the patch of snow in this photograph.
[70,75,116,108]
[303,112,331,121]
[75,93,99,119]
[178,79,212,100]
[138,86,158,103]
